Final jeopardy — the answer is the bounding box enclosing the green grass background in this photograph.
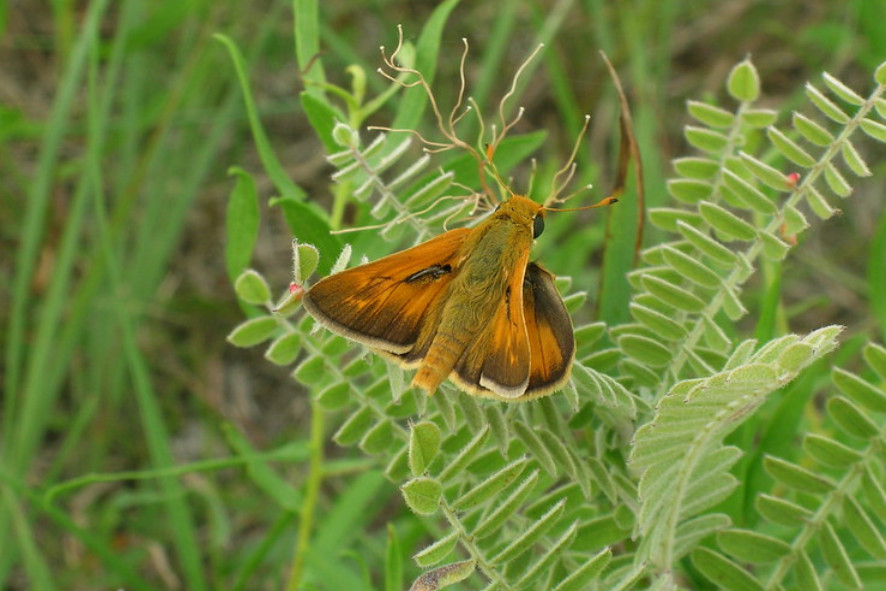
[2,1,885,589]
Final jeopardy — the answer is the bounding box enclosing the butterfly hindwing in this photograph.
[451,262,574,400]
[520,262,575,398]
[302,228,470,354]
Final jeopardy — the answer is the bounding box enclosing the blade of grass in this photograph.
[385,524,404,591]
[285,402,326,591]
[529,2,584,136]
[294,0,326,90]
[319,19,389,96]
[4,488,54,591]
[495,0,576,123]
[311,470,391,559]
[216,33,308,202]
[0,0,113,583]
[3,0,110,445]
[596,4,664,325]
[87,20,211,588]
[88,105,209,591]
[0,466,154,591]
[301,471,391,589]
[232,509,299,591]
[471,2,519,113]
[390,0,460,131]
[20,0,288,520]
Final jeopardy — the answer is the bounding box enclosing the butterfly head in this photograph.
[494,195,546,238]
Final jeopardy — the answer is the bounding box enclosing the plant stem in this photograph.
[286,402,326,591]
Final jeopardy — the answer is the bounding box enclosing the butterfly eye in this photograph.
[532,214,545,238]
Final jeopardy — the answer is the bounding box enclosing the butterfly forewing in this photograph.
[302,228,470,353]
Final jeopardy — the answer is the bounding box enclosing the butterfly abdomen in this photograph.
[412,331,469,394]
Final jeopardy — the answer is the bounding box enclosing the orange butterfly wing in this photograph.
[302,228,470,355]
[452,265,531,398]
[520,262,575,398]
[451,262,573,400]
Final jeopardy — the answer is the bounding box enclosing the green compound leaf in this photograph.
[722,169,776,214]
[844,495,886,560]
[727,58,761,102]
[860,117,886,143]
[409,420,442,476]
[687,100,736,127]
[451,456,530,511]
[832,367,886,413]
[766,126,816,167]
[315,382,352,410]
[629,303,688,341]
[685,126,730,153]
[699,202,758,242]
[739,152,794,191]
[806,82,850,124]
[265,332,302,366]
[489,498,567,564]
[677,221,738,266]
[673,156,720,179]
[234,269,271,305]
[717,529,791,564]
[755,494,812,527]
[763,456,835,494]
[618,334,673,367]
[802,433,862,468]
[864,343,886,380]
[413,531,460,568]
[795,550,824,591]
[227,316,278,347]
[641,275,707,312]
[820,520,862,589]
[292,241,320,285]
[822,72,865,106]
[472,469,540,539]
[360,420,394,455]
[667,178,713,204]
[692,547,764,591]
[792,111,835,146]
[551,548,611,591]
[408,560,475,591]
[741,108,777,128]
[401,476,443,516]
[827,397,879,439]
[334,406,375,446]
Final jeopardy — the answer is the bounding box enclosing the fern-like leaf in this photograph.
[631,327,843,570]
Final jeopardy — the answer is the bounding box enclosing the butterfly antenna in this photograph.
[494,43,544,147]
[545,114,592,207]
[482,142,520,203]
[379,26,466,153]
[475,43,543,203]
[448,38,470,132]
[365,124,451,152]
[545,52,642,221]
